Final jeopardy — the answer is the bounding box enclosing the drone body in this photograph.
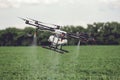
[19,17,95,53]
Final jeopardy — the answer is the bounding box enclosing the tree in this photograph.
[0,22,120,46]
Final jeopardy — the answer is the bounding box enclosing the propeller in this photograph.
[18,17,27,21]
[26,17,61,29]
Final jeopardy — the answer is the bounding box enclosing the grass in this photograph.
[0,46,120,80]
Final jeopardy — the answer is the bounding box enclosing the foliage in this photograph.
[0,22,120,46]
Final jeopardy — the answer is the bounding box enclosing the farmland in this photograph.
[0,46,120,80]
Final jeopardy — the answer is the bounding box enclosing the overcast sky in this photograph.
[0,0,120,29]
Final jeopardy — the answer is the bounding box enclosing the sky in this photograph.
[0,0,120,29]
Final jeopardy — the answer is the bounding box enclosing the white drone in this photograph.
[20,17,95,53]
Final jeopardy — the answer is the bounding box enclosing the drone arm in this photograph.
[32,23,55,32]
[37,23,55,31]
[67,32,88,41]
[19,17,55,32]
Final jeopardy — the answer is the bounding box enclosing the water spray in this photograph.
[34,32,37,38]
[32,31,37,46]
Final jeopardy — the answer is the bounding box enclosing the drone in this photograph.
[19,17,95,53]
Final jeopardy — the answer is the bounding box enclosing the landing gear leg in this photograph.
[57,44,62,50]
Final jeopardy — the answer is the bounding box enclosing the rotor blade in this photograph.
[26,17,43,23]
[18,17,28,21]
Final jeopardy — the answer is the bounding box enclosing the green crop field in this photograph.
[0,46,120,80]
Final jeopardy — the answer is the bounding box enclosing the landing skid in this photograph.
[42,46,69,54]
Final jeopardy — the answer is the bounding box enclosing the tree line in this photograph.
[0,22,120,46]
